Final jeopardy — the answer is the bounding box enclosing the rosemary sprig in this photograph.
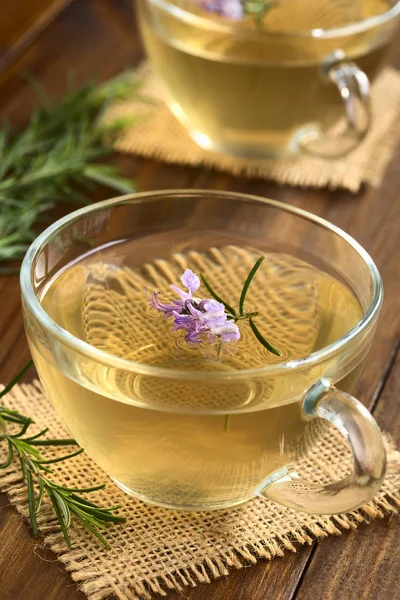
[200,256,281,356]
[243,0,279,25]
[0,72,140,270]
[0,362,125,548]
[200,257,281,432]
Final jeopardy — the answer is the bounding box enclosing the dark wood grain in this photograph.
[0,1,399,599]
[0,0,72,72]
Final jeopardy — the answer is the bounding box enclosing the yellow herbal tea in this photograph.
[30,244,363,509]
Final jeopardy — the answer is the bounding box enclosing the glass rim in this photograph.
[20,190,383,381]
[149,0,400,40]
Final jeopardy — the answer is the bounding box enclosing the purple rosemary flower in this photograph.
[195,0,279,23]
[147,269,240,345]
[200,0,244,20]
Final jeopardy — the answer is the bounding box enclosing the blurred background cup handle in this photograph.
[298,50,372,158]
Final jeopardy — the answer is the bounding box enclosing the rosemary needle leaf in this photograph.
[69,493,106,510]
[0,440,14,469]
[82,165,136,194]
[27,468,39,537]
[249,318,281,356]
[35,476,45,515]
[239,256,265,316]
[23,428,49,442]
[14,421,33,437]
[36,448,84,465]
[51,489,72,529]
[49,491,72,548]
[0,360,33,399]
[57,483,107,494]
[0,412,31,426]
[75,514,110,550]
[29,438,77,447]
[71,502,126,523]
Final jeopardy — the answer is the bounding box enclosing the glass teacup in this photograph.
[137,0,400,158]
[21,190,385,514]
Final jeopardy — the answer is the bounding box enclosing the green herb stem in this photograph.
[0,360,33,400]
[239,255,265,316]
[249,318,281,356]
[0,361,125,548]
[224,415,231,432]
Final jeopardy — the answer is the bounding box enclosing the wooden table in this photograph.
[0,1,399,599]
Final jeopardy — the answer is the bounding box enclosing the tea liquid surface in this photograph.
[34,243,363,508]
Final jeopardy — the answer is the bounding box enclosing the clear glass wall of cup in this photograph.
[21,191,385,514]
[137,0,400,158]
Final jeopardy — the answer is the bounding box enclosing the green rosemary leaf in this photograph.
[0,361,33,400]
[69,504,109,531]
[35,475,45,515]
[14,438,43,460]
[72,512,110,549]
[36,463,53,474]
[224,415,231,432]
[26,468,39,537]
[48,490,72,548]
[56,483,106,494]
[70,500,125,523]
[18,450,27,478]
[249,318,281,356]
[23,428,49,442]
[14,421,33,437]
[36,447,84,465]
[0,412,31,426]
[29,438,77,447]
[0,439,13,468]
[51,489,72,529]
[239,256,265,316]
[69,494,124,518]
[69,493,106,509]
[83,165,136,194]
[200,273,237,316]
[243,0,278,23]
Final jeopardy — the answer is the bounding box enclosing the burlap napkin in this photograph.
[103,64,400,192]
[0,381,399,600]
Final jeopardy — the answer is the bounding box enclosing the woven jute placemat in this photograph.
[0,380,399,600]
[103,64,400,192]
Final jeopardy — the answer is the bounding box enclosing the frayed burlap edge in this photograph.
[103,64,400,193]
[0,380,399,600]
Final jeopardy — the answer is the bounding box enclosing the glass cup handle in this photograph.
[260,378,386,514]
[298,50,372,158]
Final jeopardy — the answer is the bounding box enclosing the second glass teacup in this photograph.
[138,0,400,158]
[21,190,385,515]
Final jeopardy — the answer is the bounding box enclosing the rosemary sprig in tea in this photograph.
[243,0,279,24]
[0,361,125,549]
[200,256,281,356]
